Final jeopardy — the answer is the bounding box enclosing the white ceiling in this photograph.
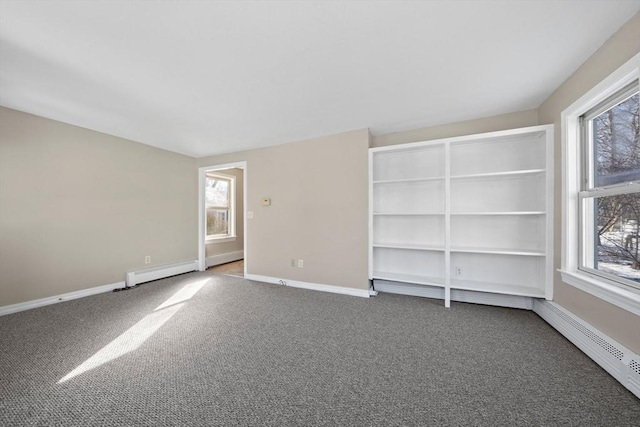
[1,1,639,157]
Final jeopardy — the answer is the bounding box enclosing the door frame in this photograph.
[198,161,248,275]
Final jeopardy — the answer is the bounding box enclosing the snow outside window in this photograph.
[579,83,640,291]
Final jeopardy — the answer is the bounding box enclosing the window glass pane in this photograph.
[205,178,229,208]
[206,208,229,236]
[592,93,640,187]
[588,193,640,284]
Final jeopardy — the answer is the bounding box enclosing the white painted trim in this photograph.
[369,124,553,153]
[198,161,247,276]
[125,260,198,287]
[206,236,237,244]
[373,280,534,310]
[544,127,554,301]
[559,270,640,316]
[444,141,451,308]
[560,53,640,313]
[534,299,640,399]
[206,250,244,268]
[245,274,371,298]
[2,259,201,316]
[368,149,374,279]
[198,166,206,272]
[0,281,125,316]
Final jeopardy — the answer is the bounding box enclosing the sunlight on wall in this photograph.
[58,279,209,384]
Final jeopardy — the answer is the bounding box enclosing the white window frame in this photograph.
[204,171,236,243]
[560,53,640,315]
[579,82,640,287]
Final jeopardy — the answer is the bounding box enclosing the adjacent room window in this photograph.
[579,83,640,290]
[205,172,235,240]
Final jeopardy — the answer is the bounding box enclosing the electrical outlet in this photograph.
[297,259,304,268]
[145,256,151,264]
[455,266,463,276]
[291,258,296,267]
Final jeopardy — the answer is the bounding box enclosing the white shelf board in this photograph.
[373,242,445,251]
[450,247,545,257]
[448,128,547,147]
[450,211,546,216]
[373,176,444,184]
[372,212,445,216]
[450,169,545,181]
[450,278,545,298]
[372,271,445,287]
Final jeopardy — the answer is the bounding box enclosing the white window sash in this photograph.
[204,173,235,240]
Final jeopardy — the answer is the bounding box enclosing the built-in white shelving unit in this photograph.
[368,125,553,308]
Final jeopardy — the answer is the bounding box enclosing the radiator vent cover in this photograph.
[545,302,624,361]
[534,300,639,399]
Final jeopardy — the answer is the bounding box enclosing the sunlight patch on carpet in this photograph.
[154,279,208,311]
[58,279,209,383]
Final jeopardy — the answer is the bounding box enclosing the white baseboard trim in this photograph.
[245,274,370,298]
[125,260,198,287]
[533,299,640,399]
[2,259,201,316]
[373,280,534,310]
[206,251,244,268]
[0,281,125,316]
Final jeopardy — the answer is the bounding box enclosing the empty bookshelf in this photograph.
[369,125,554,308]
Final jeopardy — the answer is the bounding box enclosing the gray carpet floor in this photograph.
[1,270,639,426]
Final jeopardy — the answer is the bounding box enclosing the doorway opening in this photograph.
[198,161,247,278]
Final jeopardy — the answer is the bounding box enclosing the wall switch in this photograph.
[291,258,296,267]
[455,266,463,276]
[247,211,254,219]
[145,256,151,264]
[260,197,271,206]
[297,259,304,268]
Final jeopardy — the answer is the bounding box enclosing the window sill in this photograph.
[559,269,640,316]
[206,236,237,244]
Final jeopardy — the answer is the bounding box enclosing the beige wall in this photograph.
[537,13,640,354]
[0,107,198,306]
[205,167,244,258]
[198,129,370,290]
[371,109,538,147]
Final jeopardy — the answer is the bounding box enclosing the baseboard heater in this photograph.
[533,299,640,399]
[124,260,198,287]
